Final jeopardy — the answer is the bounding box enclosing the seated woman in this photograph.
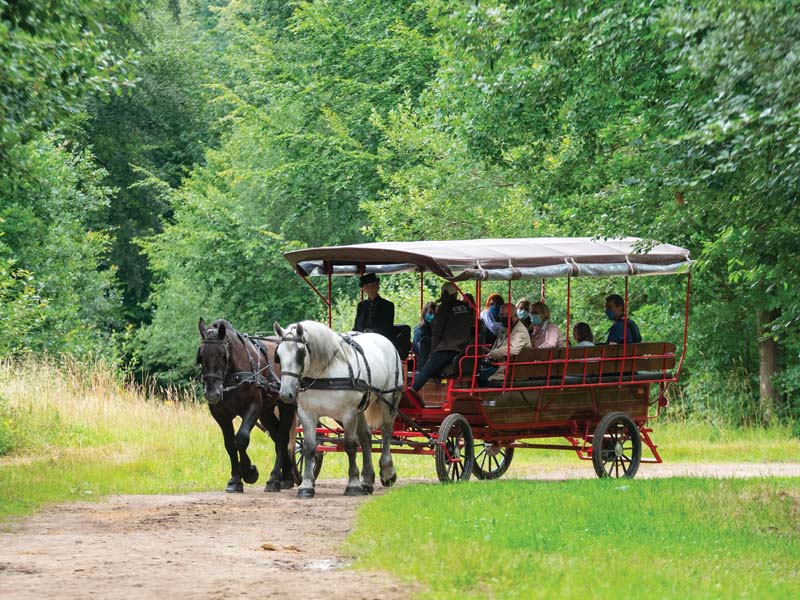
[572,322,594,346]
[479,293,504,345]
[515,297,533,334]
[412,301,437,368]
[478,303,532,386]
[530,301,561,348]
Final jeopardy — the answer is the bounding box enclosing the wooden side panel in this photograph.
[480,385,649,429]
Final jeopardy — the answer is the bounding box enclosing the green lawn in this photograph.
[348,478,800,599]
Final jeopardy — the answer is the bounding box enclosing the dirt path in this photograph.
[2,464,799,600]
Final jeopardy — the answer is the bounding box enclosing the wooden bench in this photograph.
[503,342,676,387]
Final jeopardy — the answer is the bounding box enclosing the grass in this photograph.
[348,478,800,598]
[1,358,798,521]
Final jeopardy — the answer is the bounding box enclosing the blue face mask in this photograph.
[605,308,617,321]
[490,304,501,319]
[517,309,529,320]
[530,314,543,326]
[424,313,434,323]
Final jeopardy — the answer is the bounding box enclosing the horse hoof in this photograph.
[344,486,367,497]
[381,473,397,488]
[361,484,374,495]
[265,480,281,493]
[243,465,259,484]
[297,488,315,499]
[225,482,244,493]
[281,479,294,490]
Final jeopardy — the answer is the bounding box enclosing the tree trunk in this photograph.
[756,309,781,425]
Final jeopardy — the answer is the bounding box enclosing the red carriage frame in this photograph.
[284,238,691,481]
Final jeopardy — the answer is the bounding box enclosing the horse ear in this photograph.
[274,321,284,337]
[296,322,304,338]
[199,318,207,339]
[217,322,226,340]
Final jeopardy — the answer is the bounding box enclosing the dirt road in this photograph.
[2,464,799,600]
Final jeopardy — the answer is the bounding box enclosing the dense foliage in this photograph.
[1,1,798,424]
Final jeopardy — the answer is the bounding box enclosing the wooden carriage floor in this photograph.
[2,465,800,599]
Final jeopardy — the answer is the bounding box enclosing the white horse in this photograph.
[273,320,403,498]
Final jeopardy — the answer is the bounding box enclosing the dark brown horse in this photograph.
[197,318,296,493]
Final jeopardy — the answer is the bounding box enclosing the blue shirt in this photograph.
[605,318,641,344]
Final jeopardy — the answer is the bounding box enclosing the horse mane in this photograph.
[293,320,344,375]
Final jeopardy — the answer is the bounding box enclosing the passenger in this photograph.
[515,297,533,334]
[573,322,594,346]
[478,303,532,385]
[411,282,474,391]
[603,294,642,344]
[480,293,505,345]
[530,301,561,348]
[412,301,437,368]
[353,273,395,340]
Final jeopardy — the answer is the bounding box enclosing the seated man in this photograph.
[411,282,474,391]
[478,303,532,386]
[353,273,394,340]
[603,293,642,344]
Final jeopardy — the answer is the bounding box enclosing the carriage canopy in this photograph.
[284,237,691,281]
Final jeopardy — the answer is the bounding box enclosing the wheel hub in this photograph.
[484,443,501,457]
[614,442,623,458]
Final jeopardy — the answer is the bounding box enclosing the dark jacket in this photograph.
[431,296,474,354]
[605,317,642,345]
[354,295,395,339]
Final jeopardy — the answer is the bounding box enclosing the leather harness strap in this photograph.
[278,331,402,414]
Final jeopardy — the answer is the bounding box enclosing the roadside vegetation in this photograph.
[2,359,798,521]
[348,478,800,598]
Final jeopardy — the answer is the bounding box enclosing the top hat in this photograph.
[359,273,379,287]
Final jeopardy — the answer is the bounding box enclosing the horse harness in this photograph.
[278,331,402,413]
[200,332,280,395]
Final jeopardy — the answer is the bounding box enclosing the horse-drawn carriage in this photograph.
[282,237,691,483]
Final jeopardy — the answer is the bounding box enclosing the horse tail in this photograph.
[364,397,382,430]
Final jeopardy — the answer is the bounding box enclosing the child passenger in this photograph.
[573,322,594,346]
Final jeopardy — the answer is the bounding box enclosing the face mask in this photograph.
[605,308,617,321]
[490,304,501,318]
[530,314,543,326]
[516,309,529,320]
[424,313,434,323]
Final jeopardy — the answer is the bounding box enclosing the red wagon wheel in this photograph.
[472,442,514,480]
[435,413,475,483]
[591,412,642,479]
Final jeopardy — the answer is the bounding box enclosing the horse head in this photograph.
[197,318,232,405]
[273,321,308,403]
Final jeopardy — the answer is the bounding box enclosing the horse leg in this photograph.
[212,410,243,493]
[260,407,283,493]
[379,392,399,487]
[235,402,261,486]
[278,402,297,489]
[356,412,375,495]
[343,412,366,496]
[296,407,318,499]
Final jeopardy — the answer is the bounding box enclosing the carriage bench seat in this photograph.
[504,343,677,387]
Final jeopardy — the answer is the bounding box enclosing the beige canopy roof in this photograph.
[284,237,692,281]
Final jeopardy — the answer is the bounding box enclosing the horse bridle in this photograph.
[275,332,308,383]
[198,338,230,386]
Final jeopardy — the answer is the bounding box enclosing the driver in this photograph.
[353,273,395,340]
